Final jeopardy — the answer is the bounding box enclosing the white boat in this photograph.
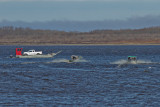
[14,48,61,58]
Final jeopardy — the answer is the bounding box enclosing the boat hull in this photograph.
[16,53,56,58]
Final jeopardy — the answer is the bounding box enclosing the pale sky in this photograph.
[0,0,160,22]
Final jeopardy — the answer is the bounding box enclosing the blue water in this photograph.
[0,45,160,106]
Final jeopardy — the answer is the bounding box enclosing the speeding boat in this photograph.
[12,48,61,58]
[69,55,79,62]
[127,56,137,64]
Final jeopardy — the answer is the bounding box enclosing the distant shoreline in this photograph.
[1,43,160,46]
[1,27,160,46]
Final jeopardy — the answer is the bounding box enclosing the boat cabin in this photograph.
[16,48,23,56]
[71,55,79,60]
[69,55,79,62]
[128,56,137,62]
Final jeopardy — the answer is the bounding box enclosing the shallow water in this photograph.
[0,45,160,106]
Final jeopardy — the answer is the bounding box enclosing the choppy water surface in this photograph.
[0,45,160,106]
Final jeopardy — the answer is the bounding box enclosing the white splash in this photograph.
[136,60,152,64]
[110,59,128,65]
[111,59,153,65]
[50,57,88,63]
[50,58,69,63]
[21,62,37,64]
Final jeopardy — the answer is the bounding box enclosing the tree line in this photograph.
[1,26,160,45]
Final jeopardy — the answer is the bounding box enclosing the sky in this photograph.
[0,0,160,22]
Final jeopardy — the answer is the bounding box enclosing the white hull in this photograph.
[15,51,61,58]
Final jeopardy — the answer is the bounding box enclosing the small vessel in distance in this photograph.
[13,48,61,58]
[69,55,79,62]
[127,56,137,64]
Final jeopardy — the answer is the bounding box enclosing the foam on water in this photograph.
[110,59,128,65]
[50,57,88,63]
[136,60,153,64]
[50,58,69,63]
[111,59,154,65]
[72,58,88,62]
[19,57,88,65]
[21,62,37,64]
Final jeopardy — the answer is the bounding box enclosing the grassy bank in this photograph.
[1,26,160,45]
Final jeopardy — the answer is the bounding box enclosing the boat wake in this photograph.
[50,59,69,63]
[19,57,88,65]
[111,59,154,65]
[136,60,153,64]
[110,60,128,65]
[50,58,88,63]
[21,62,38,64]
